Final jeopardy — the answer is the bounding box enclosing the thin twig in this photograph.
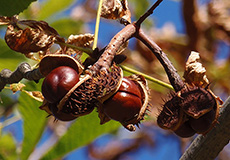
[134,29,184,92]
[93,0,103,50]
[120,65,174,90]
[182,0,201,51]
[89,0,183,92]
[135,0,163,27]
[89,24,136,73]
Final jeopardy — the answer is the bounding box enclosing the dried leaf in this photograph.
[65,33,94,56]
[24,90,44,102]
[101,0,131,23]
[4,18,64,56]
[10,82,25,93]
[120,0,131,23]
[183,51,209,86]
[0,16,13,25]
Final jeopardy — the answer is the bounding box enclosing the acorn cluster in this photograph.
[157,85,219,138]
[39,54,150,131]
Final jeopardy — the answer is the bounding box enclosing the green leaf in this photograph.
[129,0,149,18]
[18,81,47,160]
[0,134,17,160]
[0,0,37,16]
[41,111,120,160]
[38,0,76,20]
[0,39,26,71]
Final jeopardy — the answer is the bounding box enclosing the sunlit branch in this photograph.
[0,63,43,91]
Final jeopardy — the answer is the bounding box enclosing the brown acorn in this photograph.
[99,75,150,131]
[41,66,80,104]
[39,54,84,120]
[39,54,124,121]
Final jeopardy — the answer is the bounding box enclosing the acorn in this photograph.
[100,75,150,131]
[39,54,87,121]
[41,66,80,104]
[38,54,150,130]
[39,54,124,121]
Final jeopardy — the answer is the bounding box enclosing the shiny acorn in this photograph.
[100,75,150,131]
[42,66,80,103]
[39,54,84,121]
[103,77,143,122]
[39,55,124,121]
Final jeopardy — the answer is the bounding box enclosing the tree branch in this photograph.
[135,0,163,27]
[182,0,202,51]
[89,0,184,93]
[135,29,184,92]
[89,24,136,73]
[0,63,43,91]
[180,96,230,160]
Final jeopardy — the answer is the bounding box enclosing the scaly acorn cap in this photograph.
[39,54,84,76]
[57,63,123,117]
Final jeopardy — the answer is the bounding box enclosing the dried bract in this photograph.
[0,16,14,25]
[10,82,25,93]
[65,33,94,57]
[157,93,184,131]
[157,51,222,137]
[183,51,209,86]
[101,0,131,23]
[4,18,64,57]
[39,54,84,77]
[24,91,44,102]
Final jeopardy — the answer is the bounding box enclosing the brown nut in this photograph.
[100,75,150,131]
[39,54,84,121]
[41,66,80,103]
